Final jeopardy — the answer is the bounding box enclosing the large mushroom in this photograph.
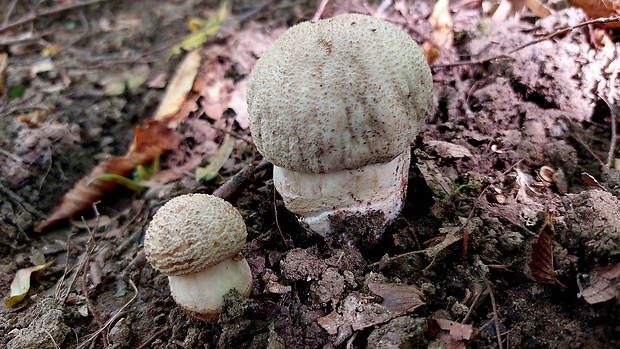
[247,13,433,237]
[143,193,251,321]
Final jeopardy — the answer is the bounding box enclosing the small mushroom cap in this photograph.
[144,193,247,276]
[247,13,433,173]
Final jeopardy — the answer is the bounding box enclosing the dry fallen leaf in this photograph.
[166,1,228,60]
[367,280,425,313]
[153,49,202,122]
[578,264,620,304]
[529,212,566,287]
[34,120,179,232]
[433,318,473,349]
[5,261,53,307]
[195,134,236,181]
[422,0,453,63]
[316,293,400,337]
[196,51,234,120]
[525,0,553,18]
[425,140,472,158]
[570,0,620,28]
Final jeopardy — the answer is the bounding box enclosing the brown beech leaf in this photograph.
[34,120,179,232]
[529,212,566,287]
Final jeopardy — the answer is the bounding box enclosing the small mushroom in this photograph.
[143,193,251,321]
[247,14,433,237]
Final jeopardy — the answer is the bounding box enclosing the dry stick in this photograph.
[80,208,109,348]
[54,233,82,301]
[609,44,620,104]
[312,0,331,21]
[212,160,271,201]
[483,278,503,349]
[136,327,170,349]
[461,286,484,324]
[600,95,617,170]
[273,185,288,247]
[3,0,19,26]
[210,125,254,145]
[605,45,620,170]
[0,0,111,34]
[433,16,620,69]
[0,181,47,220]
[77,279,138,349]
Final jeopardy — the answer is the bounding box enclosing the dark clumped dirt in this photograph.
[1,0,620,348]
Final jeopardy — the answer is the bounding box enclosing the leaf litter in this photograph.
[2,1,620,348]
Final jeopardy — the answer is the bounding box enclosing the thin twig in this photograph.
[433,16,620,69]
[0,0,111,34]
[609,44,620,104]
[77,279,138,349]
[312,0,331,21]
[136,327,169,349]
[461,285,485,323]
[0,181,47,220]
[483,278,503,349]
[212,159,271,201]
[80,207,109,348]
[600,95,617,171]
[3,0,19,26]
[273,185,288,247]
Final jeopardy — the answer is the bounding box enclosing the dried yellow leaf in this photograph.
[5,261,53,307]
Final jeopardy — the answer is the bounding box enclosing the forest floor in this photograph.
[1,0,619,348]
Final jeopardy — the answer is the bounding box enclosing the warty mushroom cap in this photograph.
[247,13,433,173]
[144,193,247,276]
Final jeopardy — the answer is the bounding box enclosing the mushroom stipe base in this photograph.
[274,151,410,238]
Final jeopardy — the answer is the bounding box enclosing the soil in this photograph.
[1,0,620,348]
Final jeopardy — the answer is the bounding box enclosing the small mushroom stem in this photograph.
[167,256,252,321]
[273,151,411,237]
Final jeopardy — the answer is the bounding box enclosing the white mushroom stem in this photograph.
[273,151,411,236]
[168,256,252,321]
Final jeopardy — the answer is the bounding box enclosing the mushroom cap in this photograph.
[144,193,247,276]
[247,13,433,173]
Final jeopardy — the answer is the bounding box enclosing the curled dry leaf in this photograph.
[5,261,53,307]
[153,49,202,123]
[34,121,179,233]
[529,212,567,287]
